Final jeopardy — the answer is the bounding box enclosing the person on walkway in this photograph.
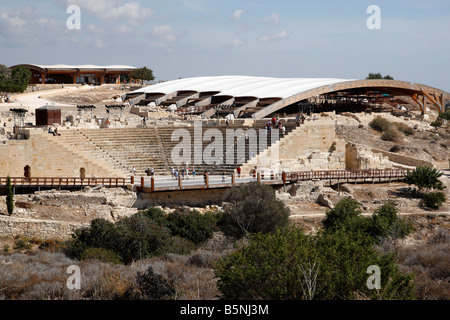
[150,167,154,176]
[203,171,208,184]
[171,167,175,179]
[192,168,196,179]
[222,171,226,183]
[237,167,241,178]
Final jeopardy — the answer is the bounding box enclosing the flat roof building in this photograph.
[10,64,136,85]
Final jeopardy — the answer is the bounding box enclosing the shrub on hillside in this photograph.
[369,201,413,241]
[322,197,366,232]
[323,198,413,244]
[392,122,415,136]
[438,110,450,121]
[420,192,446,210]
[165,208,222,244]
[381,128,401,142]
[219,182,290,238]
[134,266,175,300]
[430,120,443,128]
[80,247,123,264]
[389,145,402,153]
[369,116,392,132]
[214,226,415,300]
[63,214,196,264]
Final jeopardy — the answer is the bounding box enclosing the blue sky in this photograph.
[1,0,449,91]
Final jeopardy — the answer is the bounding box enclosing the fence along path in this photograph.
[0,169,409,192]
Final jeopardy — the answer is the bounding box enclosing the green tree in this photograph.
[0,65,31,97]
[6,176,14,215]
[131,66,155,84]
[366,73,394,80]
[405,166,445,194]
[214,226,415,300]
[369,201,413,240]
[0,64,11,80]
[322,197,367,233]
[219,182,290,238]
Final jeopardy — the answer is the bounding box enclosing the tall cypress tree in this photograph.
[6,176,14,215]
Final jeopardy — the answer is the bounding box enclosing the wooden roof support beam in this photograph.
[421,89,444,113]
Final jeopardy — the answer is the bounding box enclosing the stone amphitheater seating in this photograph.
[56,121,297,176]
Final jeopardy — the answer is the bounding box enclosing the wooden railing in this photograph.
[284,169,409,183]
[0,177,128,188]
[0,169,409,192]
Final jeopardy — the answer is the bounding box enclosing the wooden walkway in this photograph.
[0,169,409,192]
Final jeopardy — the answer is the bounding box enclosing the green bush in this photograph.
[369,201,413,240]
[80,247,123,264]
[62,210,204,264]
[421,192,446,210]
[430,120,443,128]
[165,208,221,244]
[323,198,413,244]
[369,117,392,132]
[322,197,366,232]
[381,128,401,142]
[214,226,415,300]
[219,182,290,238]
[438,110,450,121]
[14,238,32,251]
[142,207,169,227]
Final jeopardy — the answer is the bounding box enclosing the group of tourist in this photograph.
[266,116,286,135]
[171,166,196,180]
[48,127,60,136]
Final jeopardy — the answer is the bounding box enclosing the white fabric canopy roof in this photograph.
[132,76,355,99]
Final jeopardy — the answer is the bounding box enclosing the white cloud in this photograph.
[264,13,280,24]
[151,25,177,42]
[258,30,288,42]
[1,13,27,31]
[231,9,244,20]
[101,2,154,22]
[66,0,154,22]
[230,38,245,47]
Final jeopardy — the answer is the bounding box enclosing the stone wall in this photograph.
[0,130,123,178]
[0,215,87,240]
[241,119,346,173]
[346,143,394,170]
[371,148,436,168]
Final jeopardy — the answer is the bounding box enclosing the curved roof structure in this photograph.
[129,76,449,118]
[132,76,353,99]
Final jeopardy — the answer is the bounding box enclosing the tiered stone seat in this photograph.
[56,121,297,177]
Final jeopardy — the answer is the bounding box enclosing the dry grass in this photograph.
[397,228,450,300]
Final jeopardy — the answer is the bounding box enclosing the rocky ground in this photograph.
[335,111,449,164]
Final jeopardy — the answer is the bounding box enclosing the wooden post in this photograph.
[232,173,235,186]
[131,176,134,185]
[205,175,209,189]
[257,172,261,183]
[141,176,144,188]
[151,176,155,192]
[282,171,286,184]
[178,175,182,189]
